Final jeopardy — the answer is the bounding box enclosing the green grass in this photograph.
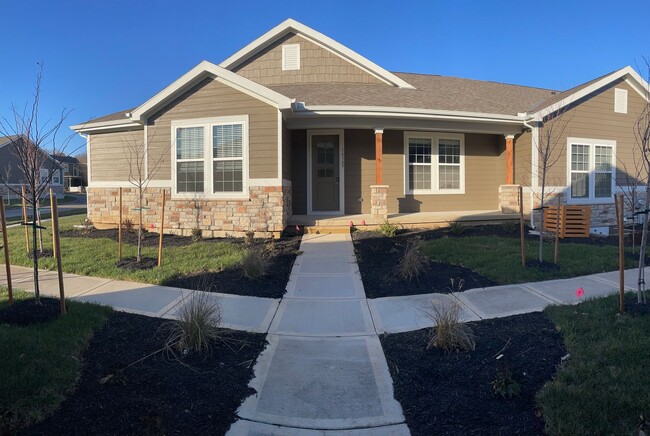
[538,294,650,434]
[1,215,244,284]
[0,288,112,432]
[421,236,636,284]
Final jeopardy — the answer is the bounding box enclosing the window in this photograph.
[52,170,61,185]
[405,132,464,194]
[568,138,615,202]
[172,116,248,198]
[72,165,78,176]
[282,44,300,71]
[39,169,49,184]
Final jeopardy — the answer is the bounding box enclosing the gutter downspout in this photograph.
[523,117,537,228]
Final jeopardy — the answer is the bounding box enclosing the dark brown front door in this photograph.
[312,134,340,211]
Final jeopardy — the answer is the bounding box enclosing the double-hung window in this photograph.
[568,138,615,202]
[173,115,248,198]
[405,132,464,194]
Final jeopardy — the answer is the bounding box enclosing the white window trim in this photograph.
[566,137,616,204]
[171,115,249,200]
[403,131,465,195]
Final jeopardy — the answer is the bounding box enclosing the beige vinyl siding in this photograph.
[344,130,375,214]
[148,77,278,180]
[282,118,291,180]
[291,130,307,214]
[540,80,646,187]
[89,130,144,182]
[514,130,532,186]
[233,33,386,86]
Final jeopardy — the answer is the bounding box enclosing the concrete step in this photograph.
[303,225,351,235]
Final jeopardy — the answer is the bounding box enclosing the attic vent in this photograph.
[614,88,628,114]
[282,44,300,71]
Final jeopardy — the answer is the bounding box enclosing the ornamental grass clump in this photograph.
[378,220,398,237]
[396,238,428,282]
[241,247,268,279]
[166,291,222,354]
[426,300,475,352]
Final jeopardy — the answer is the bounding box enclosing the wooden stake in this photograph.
[0,196,13,305]
[50,189,66,316]
[615,194,625,313]
[21,185,29,253]
[519,186,526,268]
[157,190,166,268]
[118,187,122,262]
[554,195,561,264]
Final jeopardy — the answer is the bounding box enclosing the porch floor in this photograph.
[287,210,520,228]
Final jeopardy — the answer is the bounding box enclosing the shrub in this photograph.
[448,277,465,293]
[491,361,521,399]
[244,230,255,246]
[396,238,428,281]
[121,218,134,233]
[166,291,222,353]
[378,220,398,237]
[191,227,203,242]
[501,221,519,234]
[426,300,475,352]
[447,220,467,235]
[241,247,268,279]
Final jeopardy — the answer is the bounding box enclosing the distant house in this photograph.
[50,154,87,191]
[0,135,64,200]
[72,19,649,237]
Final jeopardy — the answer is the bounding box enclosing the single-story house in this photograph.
[0,135,64,200]
[72,19,650,237]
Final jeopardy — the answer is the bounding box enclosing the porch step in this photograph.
[303,225,351,235]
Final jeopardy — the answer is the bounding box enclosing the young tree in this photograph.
[530,104,573,263]
[0,64,74,303]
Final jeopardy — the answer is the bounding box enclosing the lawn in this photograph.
[0,288,112,433]
[421,235,635,285]
[538,293,650,435]
[1,215,244,285]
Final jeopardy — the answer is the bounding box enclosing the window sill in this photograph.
[406,189,465,196]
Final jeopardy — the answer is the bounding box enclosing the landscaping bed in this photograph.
[24,311,267,435]
[353,225,639,297]
[381,311,565,435]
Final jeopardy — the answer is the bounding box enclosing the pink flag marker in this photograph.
[575,287,585,298]
[361,219,367,226]
[349,220,354,227]
[295,224,300,232]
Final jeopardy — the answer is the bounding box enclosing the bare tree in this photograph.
[0,64,74,303]
[633,59,650,304]
[530,104,573,263]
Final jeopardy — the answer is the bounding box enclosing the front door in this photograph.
[311,134,340,211]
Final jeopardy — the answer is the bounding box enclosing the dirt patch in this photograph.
[23,311,266,435]
[0,297,63,326]
[381,312,565,435]
[27,249,54,260]
[163,237,301,299]
[353,230,497,298]
[116,257,158,271]
[61,227,195,248]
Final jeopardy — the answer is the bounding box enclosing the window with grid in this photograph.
[438,139,461,190]
[408,137,432,191]
[212,124,243,193]
[569,140,614,201]
[176,126,204,193]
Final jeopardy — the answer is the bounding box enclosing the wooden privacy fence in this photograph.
[543,205,591,238]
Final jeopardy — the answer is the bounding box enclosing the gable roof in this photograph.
[219,18,415,90]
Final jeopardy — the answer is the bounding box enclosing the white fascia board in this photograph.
[219,18,416,90]
[294,104,525,124]
[70,119,142,134]
[528,66,649,120]
[129,61,291,122]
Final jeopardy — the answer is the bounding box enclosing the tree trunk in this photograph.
[538,183,546,263]
[31,192,40,304]
[637,184,649,304]
[137,186,143,263]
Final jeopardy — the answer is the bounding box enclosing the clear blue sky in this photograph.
[1,0,648,153]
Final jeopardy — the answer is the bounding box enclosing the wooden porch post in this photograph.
[374,127,384,184]
[505,135,514,184]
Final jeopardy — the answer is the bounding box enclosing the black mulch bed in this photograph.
[23,311,266,436]
[62,227,302,299]
[352,228,499,298]
[27,249,53,260]
[0,297,63,326]
[117,256,159,271]
[381,312,565,436]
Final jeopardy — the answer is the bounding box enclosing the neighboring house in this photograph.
[50,154,87,191]
[72,19,649,237]
[0,135,64,200]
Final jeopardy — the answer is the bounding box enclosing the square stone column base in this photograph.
[370,185,389,221]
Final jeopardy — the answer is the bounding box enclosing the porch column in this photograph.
[505,134,514,184]
[374,127,384,184]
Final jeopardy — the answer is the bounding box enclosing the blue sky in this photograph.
[1,0,648,153]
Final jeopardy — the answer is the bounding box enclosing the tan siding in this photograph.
[233,33,386,86]
[89,130,144,182]
[514,130,531,186]
[148,78,278,180]
[291,130,307,214]
[541,80,646,187]
[344,130,375,213]
[282,118,291,180]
